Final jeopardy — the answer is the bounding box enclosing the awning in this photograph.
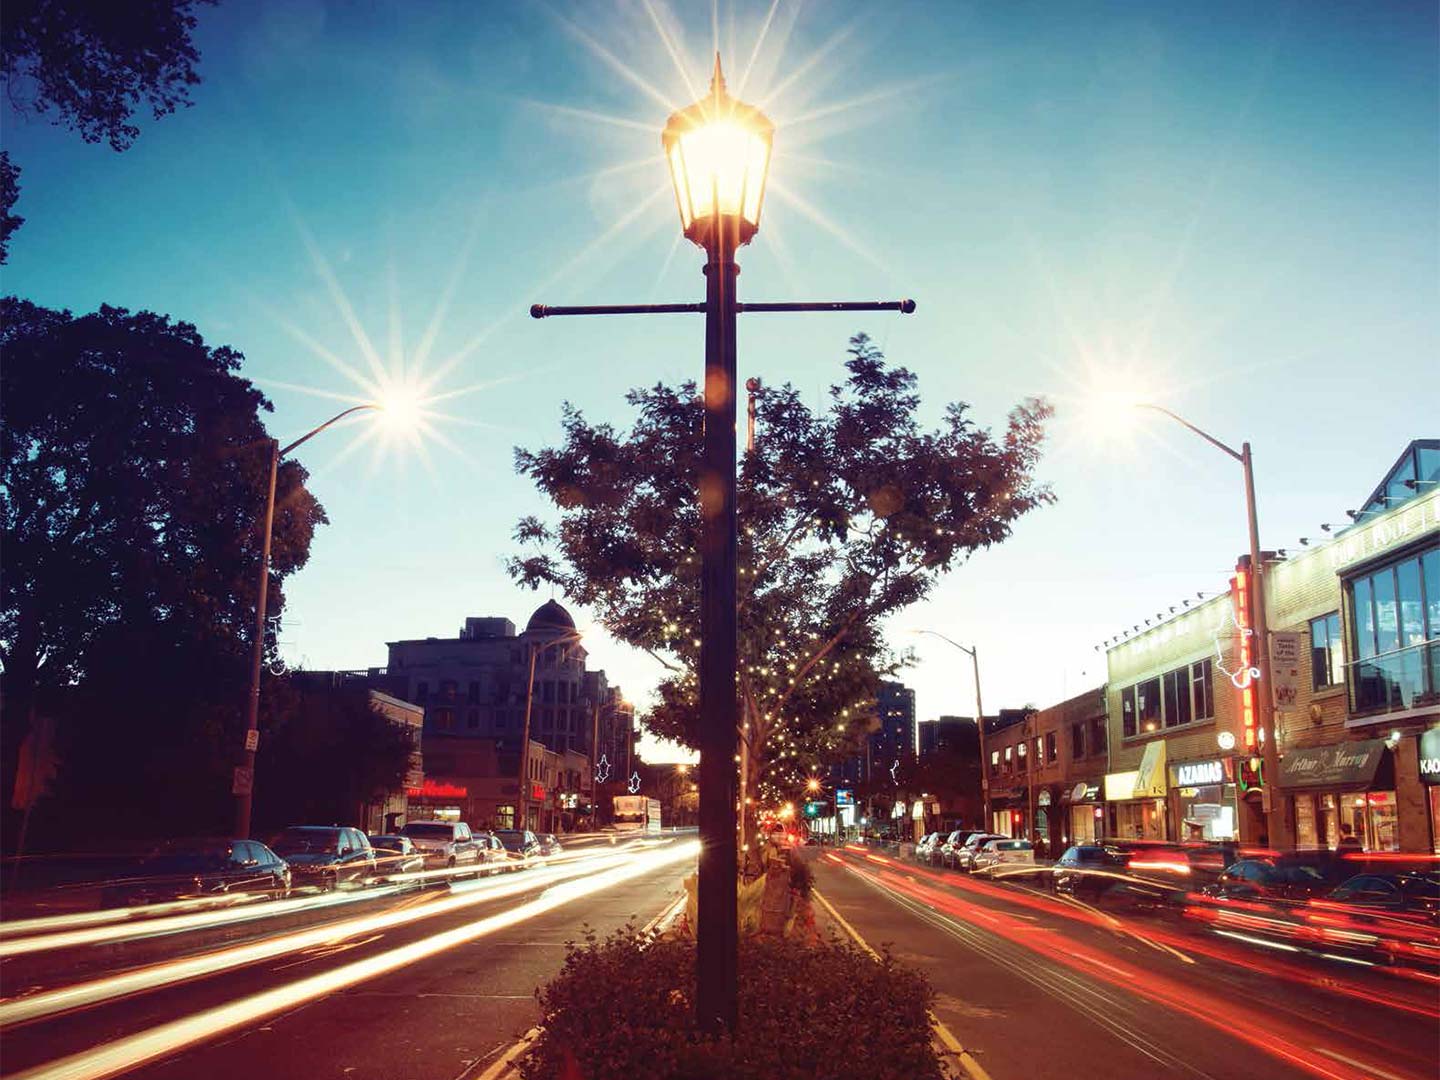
[1134,740,1168,798]
[1278,740,1389,791]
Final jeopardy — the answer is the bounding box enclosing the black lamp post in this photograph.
[531,55,915,1035]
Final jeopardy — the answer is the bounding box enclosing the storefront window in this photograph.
[1295,794,1319,849]
[1070,804,1098,844]
[1430,787,1440,855]
[1363,791,1400,852]
[1176,783,1237,841]
[495,804,516,829]
[1114,799,1166,840]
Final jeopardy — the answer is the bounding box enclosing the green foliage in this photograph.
[0,153,20,264]
[255,680,418,833]
[510,335,1052,806]
[0,1,212,259]
[521,927,941,1080]
[1,0,211,151]
[0,299,325,847]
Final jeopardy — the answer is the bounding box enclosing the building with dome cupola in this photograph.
[374,601,635,832]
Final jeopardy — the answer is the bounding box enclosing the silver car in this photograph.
[399,820,482,872]
[955,833,1007,872]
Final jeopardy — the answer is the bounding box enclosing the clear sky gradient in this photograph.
[5,1,1436,762]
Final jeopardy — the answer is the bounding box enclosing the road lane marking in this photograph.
[812,887,994,1080]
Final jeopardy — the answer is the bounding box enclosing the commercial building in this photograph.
[981,708,1042,838]
[1103,440,1439,852]
[869,680,916,781]
[1034,688,1108,852]
[918,715,974,757]
[371,600,635,834]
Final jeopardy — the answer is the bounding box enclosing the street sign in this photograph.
[231,766,253,796]
[244,729,259,752]
[835,788,854,807]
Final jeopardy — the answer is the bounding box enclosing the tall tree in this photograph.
[0,298,326,845]
[510,335,1052,809]
[0,0,213,260]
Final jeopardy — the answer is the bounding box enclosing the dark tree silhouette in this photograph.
[510,334,1053,809]
[0,0,213,259]
[0,154,21,264]
[0,298,326,847]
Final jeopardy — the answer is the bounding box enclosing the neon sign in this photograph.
[407,779,467,799]
[1228,566,1259,750]
[595,754,612,783]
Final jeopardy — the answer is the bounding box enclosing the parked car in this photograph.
[1322,871,1440,922]
[367,834,425,877]
[914,832,942,864]
[1203,853,1354,903]
[938,830,984,869]
[955,833,1008,873]
[399,820,483,872]
[476,831,511,872]
[102,839,291,907]
[494,829,542,863]
[537,834,563,857]
[1052,844,1132,900]
[269,827,375,891]
[972,838,1034,874]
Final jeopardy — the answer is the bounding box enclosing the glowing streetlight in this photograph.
[531,55,915,1037]
[663,56,774,252]
[806,777,821,793]
[234,397,416,838]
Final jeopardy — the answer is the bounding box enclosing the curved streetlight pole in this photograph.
[914,630,989,831]
[234,404,380,839]
[1135,404,1286,848]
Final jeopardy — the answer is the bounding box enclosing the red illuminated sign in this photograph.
[407,779,468,799]
[531,782,546,801]
[1231,565,1257,751]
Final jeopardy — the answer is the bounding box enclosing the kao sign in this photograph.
[1176,760,1225,787]
[1421,728,1440,786]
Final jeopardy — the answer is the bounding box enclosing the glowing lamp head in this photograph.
[377,381,424,432]
[662,55,774,251]
[806,777,821,793]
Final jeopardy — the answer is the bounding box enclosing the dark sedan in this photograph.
[1051,844,1132,900]
[270,826,375,891]
[102,839,291,907]
[1203,854,1353,903]
[493,829,542,863]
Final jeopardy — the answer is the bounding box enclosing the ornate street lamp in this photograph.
[663,56,774,252]
[531,54,915,1035]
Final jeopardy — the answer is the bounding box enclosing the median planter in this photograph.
[520,928,942,1080]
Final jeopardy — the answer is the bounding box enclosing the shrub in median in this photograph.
[520,927,942,1080]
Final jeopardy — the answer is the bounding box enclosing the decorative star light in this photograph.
[890,760,899,784]
[595,754,612,784]
[628,772,642,795]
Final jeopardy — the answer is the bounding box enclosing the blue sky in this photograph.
[4,1,1436,761]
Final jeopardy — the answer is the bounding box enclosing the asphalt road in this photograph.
[810,846,1438,1080]
[0,837,693,1080]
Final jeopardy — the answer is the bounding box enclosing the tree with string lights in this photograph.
[509,333,1051,818]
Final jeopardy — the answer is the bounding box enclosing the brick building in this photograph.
[1104,440,1439,852]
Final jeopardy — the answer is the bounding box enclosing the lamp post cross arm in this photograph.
[531,299,916,319]
[279,404,380,458]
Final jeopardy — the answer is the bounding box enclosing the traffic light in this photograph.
[804,801,820,818]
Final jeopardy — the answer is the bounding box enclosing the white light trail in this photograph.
[0,847,650,1027]
[11,841,699,1080]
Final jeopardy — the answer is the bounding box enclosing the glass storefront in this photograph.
[1175,783,1238,841]
[1291,790,1399,851]
[1112,799,1167,840]
[1430,786,1440,855]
